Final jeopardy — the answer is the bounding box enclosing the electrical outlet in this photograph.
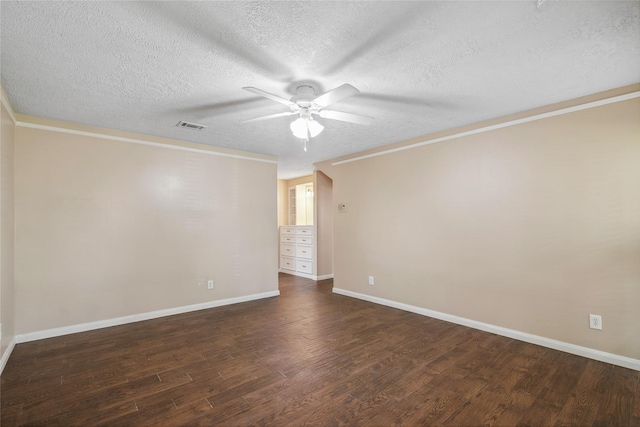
[589,314,602,330]
[368,276,374,286]
[207,280,214,290]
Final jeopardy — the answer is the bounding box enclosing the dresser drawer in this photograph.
[296,245,313,259]
[296,259,313,274]
[281,226,297,235]
[296,226,313,236]
[280,256,295,271]
[281,234,296,243]
[280,243,296,257]
[296,236,313,245]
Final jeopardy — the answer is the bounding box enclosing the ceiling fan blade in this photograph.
[318,110,374,126]
[242,87,297,108]
[240,111,297,123]
[313,84,360,108]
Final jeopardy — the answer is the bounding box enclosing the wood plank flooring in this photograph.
[2,273,638,426]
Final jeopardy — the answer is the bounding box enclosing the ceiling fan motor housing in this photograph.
[290,85,317,107]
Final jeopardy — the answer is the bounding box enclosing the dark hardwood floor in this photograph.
[2,273,638,426]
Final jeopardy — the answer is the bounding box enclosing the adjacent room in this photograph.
[1,1,639,425]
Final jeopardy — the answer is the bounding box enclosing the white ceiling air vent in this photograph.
[176,121,207,131]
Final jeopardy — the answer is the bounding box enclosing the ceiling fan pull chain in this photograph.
[304,139,308,152]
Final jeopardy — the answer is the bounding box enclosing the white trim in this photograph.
[332,91,640,167]
[0,86,18,376]
[0,337,17,376]
[0,88,18,125]
[15,121,278,164]
[16,290,280,344]
[278,269,334,281]
[332,287,640,371]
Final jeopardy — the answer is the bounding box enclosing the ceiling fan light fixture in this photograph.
[290,117,324,139]
[290,117,309,139]
[307,119,324,137]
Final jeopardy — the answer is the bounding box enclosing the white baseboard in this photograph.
[16,290,280,344]
[333,287,640,371]
[1,337,17,376]
[278,269,334,281]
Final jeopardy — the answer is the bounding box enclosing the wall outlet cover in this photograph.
[589,314,602,330]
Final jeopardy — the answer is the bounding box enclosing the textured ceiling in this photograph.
[1,1,639,179]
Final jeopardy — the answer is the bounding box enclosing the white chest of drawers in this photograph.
[280,226,314,277]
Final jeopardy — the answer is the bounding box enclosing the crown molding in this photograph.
[332,90,640,167]
[16,120,278,164]
[0,87,275,164]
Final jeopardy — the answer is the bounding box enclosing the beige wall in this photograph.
[315,171,333,277]
[277,179,288,227]
[1,94,16,363]
[15,121,278,335]
[318,92,640,360]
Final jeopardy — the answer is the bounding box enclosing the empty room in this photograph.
[1,1,639,426]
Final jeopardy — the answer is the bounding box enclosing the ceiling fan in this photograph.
[241,84,374,150]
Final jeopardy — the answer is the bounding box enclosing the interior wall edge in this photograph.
[0,88,16,377]
[333,288,640,372]
[15,290,280,345]
[0,336,16,376]
[0,86,17,125]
